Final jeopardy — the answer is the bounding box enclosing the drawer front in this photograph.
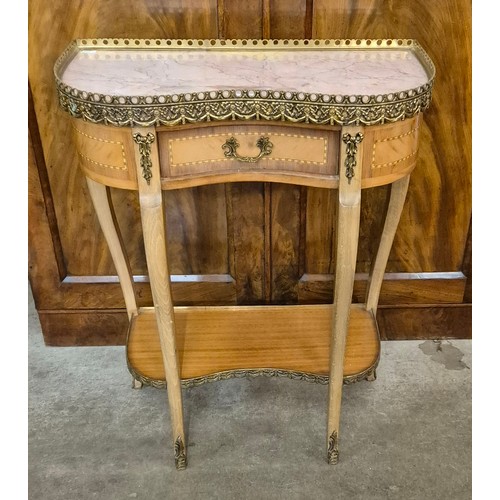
[158,124,339,184]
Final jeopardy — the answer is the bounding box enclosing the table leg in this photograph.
[133,128,187,470]
[327,127,363,465]
[85,178,137,320]
[366,175,411,315]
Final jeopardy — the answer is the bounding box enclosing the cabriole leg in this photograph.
[133,127,187,470]
[85,178,137,320]
[327,127,363,465]
[365,175,411,315]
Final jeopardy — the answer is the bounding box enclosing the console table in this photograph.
[54,38,435,470]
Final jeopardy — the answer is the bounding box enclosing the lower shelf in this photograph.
[126,303,380,388]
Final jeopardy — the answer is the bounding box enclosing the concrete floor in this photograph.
[28,290,471,500]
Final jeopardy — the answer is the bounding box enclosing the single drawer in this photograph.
[157,124,339,185]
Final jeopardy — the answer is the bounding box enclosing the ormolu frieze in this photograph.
[57,85,433,128]
[126,363,380,389]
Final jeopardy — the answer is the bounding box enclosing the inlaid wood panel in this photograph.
[73,121,137,189]
[361,115,420,188]
[158,125,337,181]
[28,0,471,345]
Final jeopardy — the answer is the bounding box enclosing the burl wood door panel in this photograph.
[28,0,471,344]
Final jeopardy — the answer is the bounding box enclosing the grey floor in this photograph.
[28,289,471,500]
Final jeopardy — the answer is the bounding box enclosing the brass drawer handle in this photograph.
[222,136,273,163]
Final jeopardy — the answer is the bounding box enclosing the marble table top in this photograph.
[61,47,430,98]
[55,39,435,127]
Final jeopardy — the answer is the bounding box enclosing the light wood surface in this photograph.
[327,125,364,464]
[132,126,186,469]
[158,123,338,180]
[127,304,379,381]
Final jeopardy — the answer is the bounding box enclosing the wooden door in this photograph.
[28,0,471,345]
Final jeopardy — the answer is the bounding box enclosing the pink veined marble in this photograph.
[59,48,430,97]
